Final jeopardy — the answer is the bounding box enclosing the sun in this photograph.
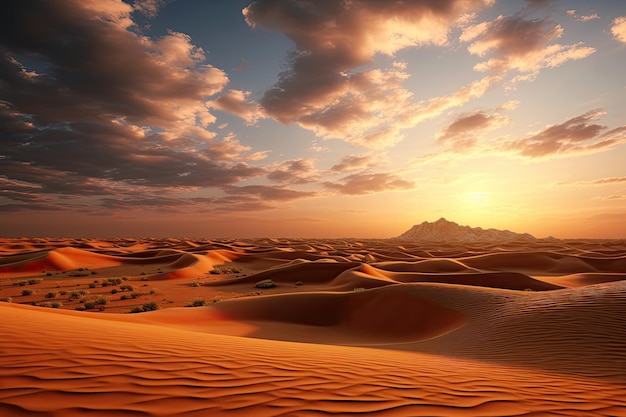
[465,191,490,208]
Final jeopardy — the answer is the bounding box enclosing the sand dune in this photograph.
[1,237,626,416]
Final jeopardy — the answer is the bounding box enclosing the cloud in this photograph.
[99,195,278,214]
[203,133,263,162]
[611,16,626,43]
[208,90,264,124]
[461,15,595,81]
[329,154,384,173]
[132,0,167,18]
[243,0,494,148]
[323,172,414,195]
[555,177,626,187]
[0,1,228,130]
[267,159,319,184]
[593,195,626,201]
[436,110,510,151]
[502,110,626,158]
[418,107,626,164]
[566,10,600,22]
[221,185,316,201]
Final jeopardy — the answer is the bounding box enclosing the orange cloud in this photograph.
[462,15,595,80]
[502,110,626,159]
[555,177,626,187]
[330,154,383,173]
[243,0,494,148]
[566,10,600,22]
[324,172,414,195]
[209,90,264,124]
[611,16,626,43]
[436,110,510,151]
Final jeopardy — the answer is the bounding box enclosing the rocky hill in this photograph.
[396,218,536,243]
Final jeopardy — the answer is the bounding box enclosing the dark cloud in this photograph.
[222,185,316,201]
[100,194,278,214]
[502,110,626,158]
[267,159,318,184]
[323,172,414,195]
[0,0,272,213]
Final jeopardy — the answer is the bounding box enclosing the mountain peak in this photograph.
[397,219,535,243]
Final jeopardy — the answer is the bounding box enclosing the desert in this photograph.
[1,220,626,416]
[2,1,626,415]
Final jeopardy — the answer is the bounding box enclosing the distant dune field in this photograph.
[1,237,626,416]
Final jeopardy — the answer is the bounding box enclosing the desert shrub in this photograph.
[16,281,27,286]
[46,272,52,276]
[149,288,158,295]
[84,301,97,309]
[88,283,96,288]
[68,290,88,300]
[295,281,303,286]
[51,302,62,308]
[21,289,33,296]
[0,297,12,303]
[107,278,122,285]
[120,294,129,300]
[27,279,42,285]
[101,282,110,287]
[142,301,159,311]
[45,292,57,299]
[190,298,205,307]
[255,279,276,289]
[59,291,67,296]
[131,293,139,299]
[209,269,220,275]
[189,281,202,287]
[130,307,143,313]
[111,289,118,294]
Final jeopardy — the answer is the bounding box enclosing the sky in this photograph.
[0,0,625,239]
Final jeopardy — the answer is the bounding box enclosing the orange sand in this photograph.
[1,237,626,416]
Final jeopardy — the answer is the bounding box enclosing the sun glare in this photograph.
[465,191,490,207]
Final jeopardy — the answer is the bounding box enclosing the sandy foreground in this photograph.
[1,237,625,416]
